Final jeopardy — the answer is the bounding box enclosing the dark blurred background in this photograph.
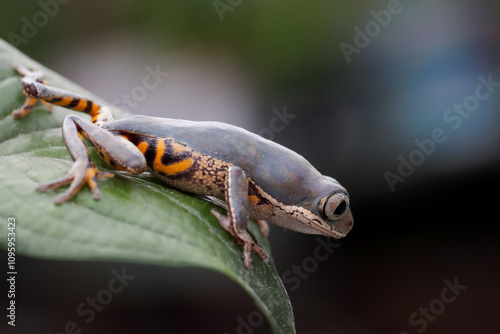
[1,0,499,333]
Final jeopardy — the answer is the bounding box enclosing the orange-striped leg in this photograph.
[17,77,114,126]
[11,64,114,126]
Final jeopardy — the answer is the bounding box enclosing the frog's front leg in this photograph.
[38,115,147,204]
[211,166,269,269]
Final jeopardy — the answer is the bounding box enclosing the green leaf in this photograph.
[0,39,295,334]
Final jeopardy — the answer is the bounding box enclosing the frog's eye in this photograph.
[319,191,349,220]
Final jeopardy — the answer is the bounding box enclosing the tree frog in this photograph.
[12,64,353,269]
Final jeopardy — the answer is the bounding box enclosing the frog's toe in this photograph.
[11,97,37,119]
[211,209,269,269]
[41,100,53,112]
[241,235,269,268]
[252,243,269,263]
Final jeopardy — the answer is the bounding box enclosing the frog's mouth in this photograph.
[332,209,354,235]
[310,209,353,239]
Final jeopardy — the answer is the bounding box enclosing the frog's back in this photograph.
[105,115,326,204]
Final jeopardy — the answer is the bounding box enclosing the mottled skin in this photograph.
[104,116,354,237]
[11,64,353,269]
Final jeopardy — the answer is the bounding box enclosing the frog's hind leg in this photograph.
[37,115,147,204]
[211,166,269,269]
[13,66,113,126]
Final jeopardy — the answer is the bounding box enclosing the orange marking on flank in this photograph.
[249,195,260,205]
[137,141,148,154]
[154,139,193,175]
[154,139,166,167]
[159,158,194,175]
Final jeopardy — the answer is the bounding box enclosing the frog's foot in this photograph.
[12,97,53,119]
[211,209,269,269]
[11,64,52,119]
[37,158,113,204]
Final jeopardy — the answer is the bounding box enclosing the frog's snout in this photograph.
[335,209,354,235]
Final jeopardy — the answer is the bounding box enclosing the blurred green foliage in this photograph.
[1,0,368,88]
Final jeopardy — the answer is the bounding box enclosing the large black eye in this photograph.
[319,192,349,220]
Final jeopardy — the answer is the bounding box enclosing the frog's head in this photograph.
[266,175,353,239]
[295,176,353,238]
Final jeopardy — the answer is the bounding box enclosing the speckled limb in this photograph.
[211,166,269,269]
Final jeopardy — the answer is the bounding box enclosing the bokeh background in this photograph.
[1,0,499,333]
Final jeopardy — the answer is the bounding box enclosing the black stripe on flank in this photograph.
[122,133,154,146]
[161,149,191,165]
[48,97,63,103]
[144,139,157,169]
[161,138,192,165]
